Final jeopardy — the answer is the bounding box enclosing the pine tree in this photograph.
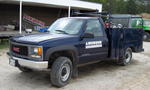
[126,0,137,14]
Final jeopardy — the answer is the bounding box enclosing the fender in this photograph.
[44,45,79,65]
[45,45,78,59]
[44,45,79,77]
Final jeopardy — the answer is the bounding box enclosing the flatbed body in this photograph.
[106,28,143,60]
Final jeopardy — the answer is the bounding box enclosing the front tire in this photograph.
[118,48,132,66]
[50,57,72,87]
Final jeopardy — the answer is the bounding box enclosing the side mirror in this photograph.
[25,29,32,33]
[80,33,94,39]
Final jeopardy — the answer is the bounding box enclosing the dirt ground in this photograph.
[0,42,150,90]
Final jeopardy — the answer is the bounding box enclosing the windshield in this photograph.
[48,18,84,35]
[144,20,150,25]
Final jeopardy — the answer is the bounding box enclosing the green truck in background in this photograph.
[131,18,150,41]
[143,19,150,40]
[104,14,149,41]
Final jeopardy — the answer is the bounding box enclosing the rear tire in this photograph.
[143,32,150,41]
[50,57,72,87]
[118,48,132,66]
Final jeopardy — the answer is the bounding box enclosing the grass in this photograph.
[0,39,9,50]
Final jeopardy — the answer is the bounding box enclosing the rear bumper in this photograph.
[8,53,48,70]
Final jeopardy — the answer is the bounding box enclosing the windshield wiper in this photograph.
[55,30,68,34]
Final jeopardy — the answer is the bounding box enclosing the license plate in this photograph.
[9,58,16,66]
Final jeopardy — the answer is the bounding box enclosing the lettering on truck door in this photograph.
[79,19,108,64]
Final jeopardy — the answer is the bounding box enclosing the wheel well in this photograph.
[130,46,134,52]
[48,50,75,68]
[145,31,150,34]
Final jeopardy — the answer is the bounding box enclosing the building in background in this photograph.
[0,0,102,32]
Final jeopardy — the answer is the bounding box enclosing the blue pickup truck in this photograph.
[8,15,144,87]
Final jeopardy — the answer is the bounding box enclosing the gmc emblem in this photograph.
[13,47,20,52]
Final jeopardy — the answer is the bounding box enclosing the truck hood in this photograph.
[12,33,73,44]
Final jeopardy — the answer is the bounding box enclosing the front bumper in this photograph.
[8,53,48,70]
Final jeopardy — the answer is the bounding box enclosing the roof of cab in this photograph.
[63,17,99,19]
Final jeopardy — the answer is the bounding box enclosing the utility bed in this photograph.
[106,28,144,60]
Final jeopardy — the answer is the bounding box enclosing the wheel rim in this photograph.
[125,51,131,63]
[60,64,70,82]
[143,35,147,40]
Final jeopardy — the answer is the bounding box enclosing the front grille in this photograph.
[11,43,28,56]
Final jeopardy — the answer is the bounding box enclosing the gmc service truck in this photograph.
[8,13,144,87]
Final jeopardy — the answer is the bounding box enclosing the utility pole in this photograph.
[68,0,71,17]
[68,6,71,17]
[19,0,22,34]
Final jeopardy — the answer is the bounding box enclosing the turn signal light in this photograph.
[38,48,42,56]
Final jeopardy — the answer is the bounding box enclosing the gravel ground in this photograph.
[0,42,150,90]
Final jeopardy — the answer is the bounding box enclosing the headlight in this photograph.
[29,46,43,58]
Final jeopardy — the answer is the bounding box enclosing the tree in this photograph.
[82,0,149,14]
[145,4,150,13]
[115,0,127,14]
[126,0,138,14]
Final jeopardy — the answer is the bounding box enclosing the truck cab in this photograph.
[8,15,144,87]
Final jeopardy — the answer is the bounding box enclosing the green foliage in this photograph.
[83,0,150,14]
[0,40,9,50]
[126,0,137,14]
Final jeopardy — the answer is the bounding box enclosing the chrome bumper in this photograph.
[8,55,48,70]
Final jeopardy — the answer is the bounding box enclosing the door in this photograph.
[78,19,108,64]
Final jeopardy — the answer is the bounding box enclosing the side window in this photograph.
[111,18,129,28]
[131,18,143,28]
[85,20,103,37]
